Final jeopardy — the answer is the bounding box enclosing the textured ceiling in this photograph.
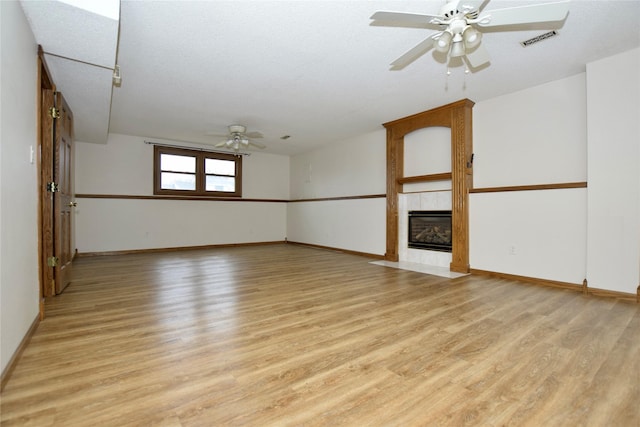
[20,0,119,144]
[21,1,640,156]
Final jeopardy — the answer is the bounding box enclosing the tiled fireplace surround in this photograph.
[398,191,452,268]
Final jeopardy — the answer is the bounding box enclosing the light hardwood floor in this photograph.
[1,244,638,426]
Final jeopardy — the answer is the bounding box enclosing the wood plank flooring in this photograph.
[1,244,638,426]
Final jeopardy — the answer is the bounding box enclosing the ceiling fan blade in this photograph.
[464,40,491,68]
[370,11,443,29]
[249,140,266,149]
[214,141,228,148]
[459,0,488,15]
[244,131,263,139]
[476,1,570,28]
[390,33,441,70]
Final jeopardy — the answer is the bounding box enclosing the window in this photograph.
[154,146,242,197]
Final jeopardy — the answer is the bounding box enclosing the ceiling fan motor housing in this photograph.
[228,124,246,134]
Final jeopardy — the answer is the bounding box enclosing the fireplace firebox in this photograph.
[408,210,452,252]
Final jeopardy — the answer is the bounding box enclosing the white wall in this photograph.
[76,133,290,199]
[470,74,588,284]
[474,73,587,187]
[75,133,289,253]
[288,130,386,255]
[289,129,386,199]
[287,198,386,255]
[586,48,640,294]
[0,1,40,374]
[76,198,286,253]
[470,189,587,284]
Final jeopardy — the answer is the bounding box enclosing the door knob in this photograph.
[68,201,77,207]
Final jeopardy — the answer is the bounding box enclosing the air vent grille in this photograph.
[520,30,558,47]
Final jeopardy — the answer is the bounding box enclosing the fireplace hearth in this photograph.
[408,211,452,252]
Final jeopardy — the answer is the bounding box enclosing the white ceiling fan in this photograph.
[370,0,570,70]
[209,125,266,151]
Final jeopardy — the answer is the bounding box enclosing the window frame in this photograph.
[153,145,242,197]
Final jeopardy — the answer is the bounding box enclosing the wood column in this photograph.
[385,129,403,261]
[449,101,474,273]
[383,99,474,272]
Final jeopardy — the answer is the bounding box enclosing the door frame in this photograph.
[37,46,56,317]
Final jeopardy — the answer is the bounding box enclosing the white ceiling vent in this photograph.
[520,31,559,47]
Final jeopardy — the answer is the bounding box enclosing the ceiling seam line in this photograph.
[42,51,115,71]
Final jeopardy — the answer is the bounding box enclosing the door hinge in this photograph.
[47,256,59,267]
[49,107,60,119]
[47,182,59,193]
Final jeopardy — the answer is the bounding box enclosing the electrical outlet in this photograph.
[509,245,517,255]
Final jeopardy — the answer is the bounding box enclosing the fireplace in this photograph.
[408,211,452,252]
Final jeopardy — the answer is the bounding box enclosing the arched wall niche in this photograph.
[404,127,451,178]
[383,99,474,273]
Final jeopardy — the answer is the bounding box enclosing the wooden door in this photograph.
[53,92,74,294]
[41,89,74,296]
[41,89,55,298]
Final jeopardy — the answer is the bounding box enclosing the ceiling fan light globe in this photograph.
[435,31,452,53]
[463,27,482,49]
[450,41,465,57]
